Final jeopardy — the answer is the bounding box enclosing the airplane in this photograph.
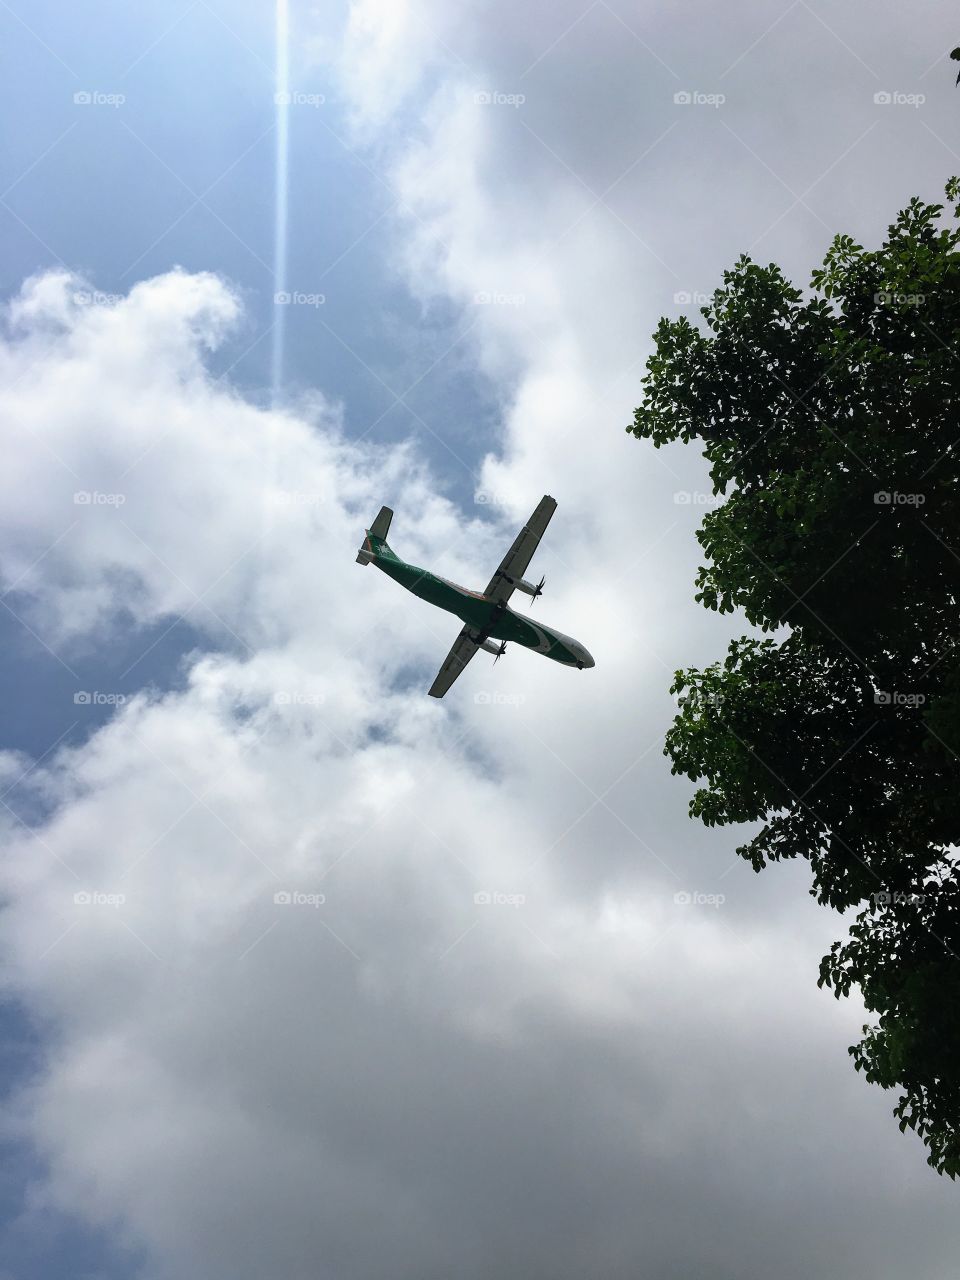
[356,495,594,698]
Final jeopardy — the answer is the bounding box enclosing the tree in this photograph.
[629,181,960,1176]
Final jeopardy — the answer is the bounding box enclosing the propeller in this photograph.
[493,641,507,664]
[528,575,545,608]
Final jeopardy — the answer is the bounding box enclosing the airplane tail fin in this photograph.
[356,506,397,565]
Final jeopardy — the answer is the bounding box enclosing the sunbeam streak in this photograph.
[271,0,290,407]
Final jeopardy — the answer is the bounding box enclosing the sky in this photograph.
[1,1,959,1277]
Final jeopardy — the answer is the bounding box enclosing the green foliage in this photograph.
[630,182,960,1177]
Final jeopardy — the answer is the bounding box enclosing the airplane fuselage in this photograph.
[374,553,594,668]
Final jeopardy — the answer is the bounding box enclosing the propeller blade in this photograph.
[528,576,545,609]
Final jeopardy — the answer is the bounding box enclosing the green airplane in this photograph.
[357,495,594,697]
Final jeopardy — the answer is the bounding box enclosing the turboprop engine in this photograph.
[513,575,545,605]
[477,637,508,661]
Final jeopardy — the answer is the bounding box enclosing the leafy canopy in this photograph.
[630,181,960,1177]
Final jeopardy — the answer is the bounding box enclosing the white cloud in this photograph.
[0,258,954,1280]
[5,0,960,1273]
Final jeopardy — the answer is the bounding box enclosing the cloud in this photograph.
[0,259,955,1279]
[4,0,960,1275]
[1,267,482,655]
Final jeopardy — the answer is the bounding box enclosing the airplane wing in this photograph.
[484,495,557,604]
[428,626,480,698]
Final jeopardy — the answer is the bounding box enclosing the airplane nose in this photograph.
[576,647,595,669]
